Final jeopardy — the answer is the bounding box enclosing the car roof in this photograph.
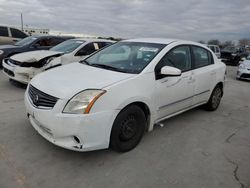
[70,38,115,43]
[31,35,74,39]
[124,38,178,44]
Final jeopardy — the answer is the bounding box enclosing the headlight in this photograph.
[45,57,56,65]
[0,50,4,55]
[63,90,106,114]
[239,64,246,69]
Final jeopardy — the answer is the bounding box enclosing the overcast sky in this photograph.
[0,0,250,41]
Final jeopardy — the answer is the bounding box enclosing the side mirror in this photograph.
[160,66,182,76]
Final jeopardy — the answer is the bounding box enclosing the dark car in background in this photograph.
[221,46,249,66]
[0,26,28,45]
[0,35,73,68]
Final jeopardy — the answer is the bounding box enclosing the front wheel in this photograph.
[110,105,146,152]
[204,86,223,111]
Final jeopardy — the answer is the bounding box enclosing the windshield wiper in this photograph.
[90,63,129,73]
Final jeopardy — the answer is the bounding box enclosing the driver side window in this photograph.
[35,38,51,47]
[155,45,191,79]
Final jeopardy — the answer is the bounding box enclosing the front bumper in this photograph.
[236,68,250,80]
[2,59,41,84]
[24,90,119,151]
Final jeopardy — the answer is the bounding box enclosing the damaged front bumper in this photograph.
[2,59,42,84]
[24,89,119,151]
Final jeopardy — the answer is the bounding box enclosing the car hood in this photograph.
[30,62,135,99]
[0,45,21,50]
[11,50,63,63]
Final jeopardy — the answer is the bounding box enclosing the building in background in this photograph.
[21,27,49,36]
[50,30,97,38]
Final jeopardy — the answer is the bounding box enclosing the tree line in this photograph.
[198,38,250,48]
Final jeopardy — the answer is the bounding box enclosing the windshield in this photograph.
[15,36,38,46]
[50,40,85,53]
[83,42,166,74]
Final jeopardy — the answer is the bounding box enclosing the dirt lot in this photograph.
[0,66,249,188]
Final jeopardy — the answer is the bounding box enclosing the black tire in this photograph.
[110,105,146,152]
[204,86,223,111]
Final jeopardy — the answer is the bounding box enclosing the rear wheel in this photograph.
[204,85,223,111]
[110,105,146,152]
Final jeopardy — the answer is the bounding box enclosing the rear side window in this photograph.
[97,42,112,49]
[215,47,220,53]
[80,42,97,55]
[192,46,213,68]
[10,28,27,38]
[0,26,9,37]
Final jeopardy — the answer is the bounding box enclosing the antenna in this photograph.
[21,13,23,31]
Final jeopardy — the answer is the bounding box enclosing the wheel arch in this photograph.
[215,82,224,96]
[118,101,151,132]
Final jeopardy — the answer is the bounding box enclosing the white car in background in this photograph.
[207,45,221,58]
[2,38,114,84]
[25,38,226,152]
[237,56,250,80]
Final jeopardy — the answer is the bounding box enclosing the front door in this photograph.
[155,45,195,119]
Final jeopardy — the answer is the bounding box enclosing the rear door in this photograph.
[0,26,12,45]
[9,28,27,44]
[191,46,216,105]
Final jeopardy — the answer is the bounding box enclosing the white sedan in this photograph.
[25,38,226,152]
[237,56,250,80]
[2,38,113,84]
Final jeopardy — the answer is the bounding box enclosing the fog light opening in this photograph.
[73,136,81,144]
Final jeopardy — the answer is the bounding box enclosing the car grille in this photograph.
[241,74,250,79]
[3,67,14,77]
[28,85,58,108]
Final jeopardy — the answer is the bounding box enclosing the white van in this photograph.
[207,45,221,58]
[0,26,27,45]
